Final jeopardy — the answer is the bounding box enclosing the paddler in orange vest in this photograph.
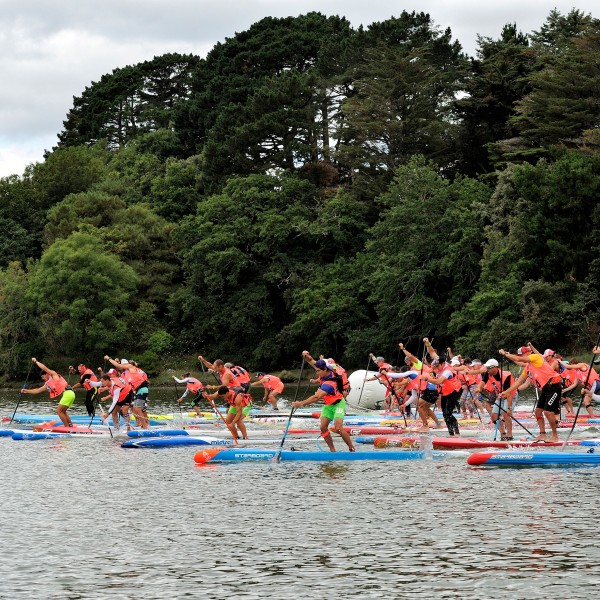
[98,372,134,431]
[224,362,252,392]
[558,346,600,416]
[69,363,99,416]
[302,351,351,398]
[173,373,206,416]
[420,355,462,436]
[104,356,150,429]
[476,359,515,440]
[198,356,243,391]
[250,372,285,410]
[292,358,355,452]
[205,385,252,439]
[21,358,75,427]
[499,344,564,442]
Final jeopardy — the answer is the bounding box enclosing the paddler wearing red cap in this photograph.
[499,343,563,442]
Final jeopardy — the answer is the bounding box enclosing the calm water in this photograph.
[1,390,600,599]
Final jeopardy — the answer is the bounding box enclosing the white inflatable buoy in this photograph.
[346,370,387,410]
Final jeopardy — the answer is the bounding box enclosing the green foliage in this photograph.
[0,262,41,377]
[510,20,600,156]
[456,23,537,175]
[147,329,174,354]
[27,232,139,356]
[130,350,160,378]
[2,9,600,374]
[59,53,199,150]
[450,151,600,355]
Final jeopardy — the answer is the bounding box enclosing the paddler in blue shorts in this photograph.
[292,358,355,452]
[21,358,75,427]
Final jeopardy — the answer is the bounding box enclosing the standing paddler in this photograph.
[499,344,563,442]
[21,358,75,427]
[250,372,285,410]
[69,364,99,416]
[291,358,355,452]
[173,373,206,416]
[205,386,252,440]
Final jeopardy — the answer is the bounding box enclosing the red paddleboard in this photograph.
[373,436,582,449]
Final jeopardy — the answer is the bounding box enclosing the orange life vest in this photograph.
[46,375,69,399]
[320,374,344,405]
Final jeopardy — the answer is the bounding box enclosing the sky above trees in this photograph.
[1,0,598,178]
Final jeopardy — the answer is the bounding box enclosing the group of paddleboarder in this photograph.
[367,339,600,443]
[20,355,150,431]
[15,338,600,450]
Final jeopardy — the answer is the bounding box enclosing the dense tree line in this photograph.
[1,9,599,377]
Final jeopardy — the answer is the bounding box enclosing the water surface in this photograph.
[1,391,599,599]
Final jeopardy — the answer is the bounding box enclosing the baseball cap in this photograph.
[107,368,117,375]
[120,359,129,364]
[224,362,233,368]
[450,357,461,366]
[256,371,265,377]
[517,346,531,355]
[471,359,482,366]
[484,359,499,368]
[375,356,385,363]
[314,359,332,370]
[542,349,555,358]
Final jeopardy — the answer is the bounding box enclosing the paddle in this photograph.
[98,401,114,438]
[173,379,186,430]
[379,370,408,427]
[354,354,373,408]
[86,387,100,430]
[274,356,306,462]
[205,394,239,444]
[458,374,483,424]
[9,360,35,426]
[481,391,534,437]
[561,332,600,450]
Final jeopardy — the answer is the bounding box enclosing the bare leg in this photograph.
[533,407,547,441]
[331,417,355,451]
[56,404,73,427]
[544,410,559,441]
[320,416,335,451]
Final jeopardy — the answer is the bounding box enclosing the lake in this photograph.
[1,389,599,599]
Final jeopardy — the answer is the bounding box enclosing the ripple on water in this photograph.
[1,396,600,598]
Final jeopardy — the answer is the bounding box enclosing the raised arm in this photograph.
[31,358,58,378]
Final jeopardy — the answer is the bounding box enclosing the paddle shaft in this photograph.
[379,371,408,427]
[9,361,35,426]
[173,380,186,429]
[207,396,239,444]
[482,390,534,437]
[562,332,600,450]
[98,401,114,438]
[459,374,483,424]
[275,357,306,461]
[355,355,372,408]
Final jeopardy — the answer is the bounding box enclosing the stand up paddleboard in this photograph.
[194,448,469,463]
[467,451,600,466]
